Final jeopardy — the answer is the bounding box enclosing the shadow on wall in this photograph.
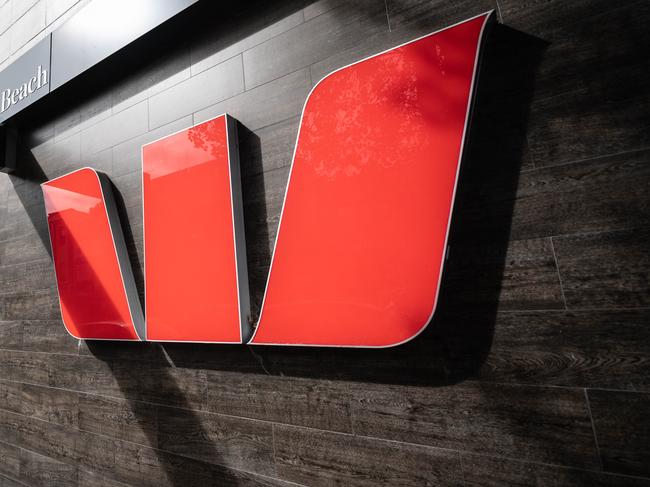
[7,149,51,258]
[14,20,548,389]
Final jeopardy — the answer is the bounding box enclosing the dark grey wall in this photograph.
[1,0,649,486]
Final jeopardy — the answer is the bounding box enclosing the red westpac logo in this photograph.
[41,13,492,347]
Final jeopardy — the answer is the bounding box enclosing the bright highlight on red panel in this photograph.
[143,114,250,343]
[42,168,143,340]
[250,13,492,347]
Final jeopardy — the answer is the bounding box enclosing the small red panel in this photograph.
[42,168,140,340]
[250,13,491,347]
[143,114,247,342]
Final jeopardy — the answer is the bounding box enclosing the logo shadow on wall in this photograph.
[10,22,549,388]
[89,23,546,388]
[8,11,546,486]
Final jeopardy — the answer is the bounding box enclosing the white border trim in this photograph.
[140,113,250,344]
[41,167,144,341]
[248,11,495,347]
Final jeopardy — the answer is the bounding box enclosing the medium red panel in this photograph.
[250,13,492,347]
[143,114,249,342]
[42,168,143,340]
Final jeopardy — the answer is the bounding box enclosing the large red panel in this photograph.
[42,168,143,340]
[143,114,249,342]
[250,13,492,347]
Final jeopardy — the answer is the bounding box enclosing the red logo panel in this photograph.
[42,168,144,340]
[251,13,490,346]
[41,13,492,347]
[143,114,249,342]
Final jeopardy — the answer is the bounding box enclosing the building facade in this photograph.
[0,0,648,485]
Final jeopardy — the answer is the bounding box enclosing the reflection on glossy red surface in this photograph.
[42,168,141,340]
[143,114,248,342]
[250,13,491,347]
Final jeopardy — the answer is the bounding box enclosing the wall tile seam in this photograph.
[460,449,650,483]
[0,436,73,466]
[111,113,301,185]
[496,225,650,244]
[475,344,650,359]
[497,0,648,39]
[458,450,467,487]
[53,52,244,146]
[109,150,294,193]
[0,0,40,38]
[270,422,612,474]
[0,346,79,357]
[493,0,504,23]
[528,73,647,107]
[241,4,396,91]
[0,473,30,487]
[0,272,57,284]
[0,373,633,447]
[549,225,650,242]
[53,115,111,144]
[7,4,47,57]
[188,9,307,79]
[0,351,647,404]
[0,255,52,268]
[459,379,650,395]
[583,388,604,471]
[2,398,610,480]
[0,244,51,258]
[2,0,87,64]
[270,422,279,479]
[187,65,310,127]
[147,53,246,129]
[549,237,568,310]
[518,146,650,175]
[134,51,242,110]
[243,7,386,76]
[53,98,146,149]
[0,408,295,486]
[495,304,650,313]
[79,101,150,154]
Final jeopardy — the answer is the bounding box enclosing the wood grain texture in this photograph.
[462,453,650,487]
[457,148,650,241]
[457,309,650,391]
[500,0,650,167]
[156,406,276,475]
[441,237,565,311]
[78,393,157,447]
[0,322,22,350]
[0,475,27,487]
[499,0,649,101]
[350,381,599,468]
[207,371,354,432]
[274,425,463,486]
[19,448,77,487]
[0,441,21,480]
[588,389,650,477]
[553,227,650,308]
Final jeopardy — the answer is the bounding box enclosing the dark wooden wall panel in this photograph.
[1,0,649,485]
